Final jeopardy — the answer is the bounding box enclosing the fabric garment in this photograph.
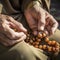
[0,0,50,14]
[0,41,48,60]
[0,0,60,60]
[0,29,60,60]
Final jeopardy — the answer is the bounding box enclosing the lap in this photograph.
[0,29,60,60]
[0,41,35,60]
[0,41,48,60]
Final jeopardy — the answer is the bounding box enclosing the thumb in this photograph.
[24,11,37,32]
[9,21,27,33]
[50,19,58,35]
[18,23,27,33]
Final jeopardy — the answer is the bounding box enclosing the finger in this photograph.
[8,32,26,45]
[48,15,58,35]
[51,21,58,35]
[24,11,38,32]
[14,32,26,40]
[2,23,18,39]
[2,22,26,40]
[38,9,45,31]
[6,16,27,33]
[16,33,26,42]
[9,22,27,33]
[45,12,58,35]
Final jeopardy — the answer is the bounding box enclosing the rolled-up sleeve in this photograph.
[21,0,42,12]
[21,0,50,12]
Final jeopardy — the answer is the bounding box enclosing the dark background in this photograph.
[50,0,60,29]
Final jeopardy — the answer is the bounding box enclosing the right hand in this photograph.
[24,4,58,36]
[0,14,27,46]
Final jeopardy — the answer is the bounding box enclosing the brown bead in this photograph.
[14,29,17,32]
[34,45,38,48]
[38,33,42,38]
[47,45,49,48]
[32,38,35,41]
[25,39,29,43]
[39,45,43,49]
[42,45,47,50]
[36,37,38,40]
[48,41,52,45]
[27,37,30,40]
[35,42,39,45]
[45,37,49,43]
[37,39,41,42]
[32,42,35,46]
[42,33,46,37]
[48,46,52,52]
[27,34,29,36]
[51,40,56,45]
[30,40,33,44]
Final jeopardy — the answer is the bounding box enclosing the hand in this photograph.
[45,12,58,35]
[0,32,26,46]
[24,3,58,36]
[0,14,27,46]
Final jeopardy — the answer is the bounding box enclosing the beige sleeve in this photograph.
[1,0,19,14]
[21,0,42,12]
[41,0,51,11]
[21,0,51,12]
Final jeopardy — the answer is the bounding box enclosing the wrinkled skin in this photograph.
[24,3,58,36]
[0,14,27,46]
[0,3,58,46]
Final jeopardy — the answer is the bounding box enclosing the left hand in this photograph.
[0,14,27,46]
[0,14,27,40]
[24,3,58,36]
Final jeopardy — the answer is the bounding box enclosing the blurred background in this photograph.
[50,0,60,29]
